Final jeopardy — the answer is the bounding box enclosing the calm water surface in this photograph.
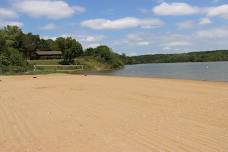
[91,62,228,82]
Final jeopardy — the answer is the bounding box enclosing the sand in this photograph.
[0,74,228,152]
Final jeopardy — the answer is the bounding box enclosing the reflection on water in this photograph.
[89,62,228,81]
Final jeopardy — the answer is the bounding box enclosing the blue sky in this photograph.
[0,0,228,55]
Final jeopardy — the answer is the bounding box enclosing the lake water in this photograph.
[91,62,228,82]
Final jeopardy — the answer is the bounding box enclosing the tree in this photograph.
[0,47,27,68]
[55,37,66,51]
[39,39,50,51]
[94,45,113,62]
[0,32,6,52]
[62,48,77,64]
[56,37,83,64]
[0,54,10,66]
[84,48,95,56]
[20,33,40,59]
[3,25,23,48]
[92,45,124,68]
[46,39,59,51]
[70,38,83,57]
[4,48,27,66]
[0,26,29,71]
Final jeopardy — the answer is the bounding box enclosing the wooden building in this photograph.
[31,50,62,59]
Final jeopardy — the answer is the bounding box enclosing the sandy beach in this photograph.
[0,74,228,152]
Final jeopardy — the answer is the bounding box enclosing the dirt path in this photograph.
[0,74,228,152]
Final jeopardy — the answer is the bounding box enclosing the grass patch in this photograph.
[10,57,116,75]
[28,59,61,65]
[76,56,111,71]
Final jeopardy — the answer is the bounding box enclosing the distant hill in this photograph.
[127,50,228,64]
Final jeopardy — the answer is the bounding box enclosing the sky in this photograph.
[0,0,228,55]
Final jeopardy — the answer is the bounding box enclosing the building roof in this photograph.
[35,51,62,56]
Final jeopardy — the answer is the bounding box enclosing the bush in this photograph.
[61,49,76,65]
[84,45,124,69]
[0,48,28,74]
[0,54,10,66]
[0,48,28,67]
[4,48,27,67]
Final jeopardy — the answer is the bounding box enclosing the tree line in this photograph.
[0,25,126,72]
[127,50,228,64]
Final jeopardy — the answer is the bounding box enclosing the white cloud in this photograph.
[152,2,228,20]
[49,33,105,48]
[177,21,194,29]
[72,6,86,13]
[85,43,101,48]
[177,18,211,29]
[76,35,105,48]
[199,18,212,25]
[152,2,199,16]
[0,8,17,19]
[12,0,85,19]
[81,17,164,30]
[137,41,150,46]
[111,29,228,55]
[165,41,192,47]
[207,4,228,19]
[0,20,23,27]
[76,35,105,42]
[197,27,228,39]
[0,7,22,28]
[40,23,58,30]
[113,32,194,53]
[41,35,58,40]
[126,33,144,41]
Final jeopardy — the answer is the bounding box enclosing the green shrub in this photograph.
[0,48,28,74]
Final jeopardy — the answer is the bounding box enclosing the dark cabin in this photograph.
[31,50,62,60]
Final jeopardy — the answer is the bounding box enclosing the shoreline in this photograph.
[1,73,228,84]
[86,73,228,84]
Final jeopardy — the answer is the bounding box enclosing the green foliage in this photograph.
[84,48,95,56]
[84,45,124,69]
[0,26,29,73]
[62,49,76,64]
[1,48,27,67]
[20,33,40,58]
[0,33,6,51]
[45,39,59,51]
[6,48,27,66]
[76,56,111,71]
[56,37,83,64]
[0,48,28,73]
[55,37,66,51]
[0,54,10,66]
[28,59,60,65]
[129,50,228,64]
[94,45,113,62]
[3,25,23,48]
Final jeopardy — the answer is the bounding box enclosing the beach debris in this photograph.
[0,80,2,82]
[33,77,38,79]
